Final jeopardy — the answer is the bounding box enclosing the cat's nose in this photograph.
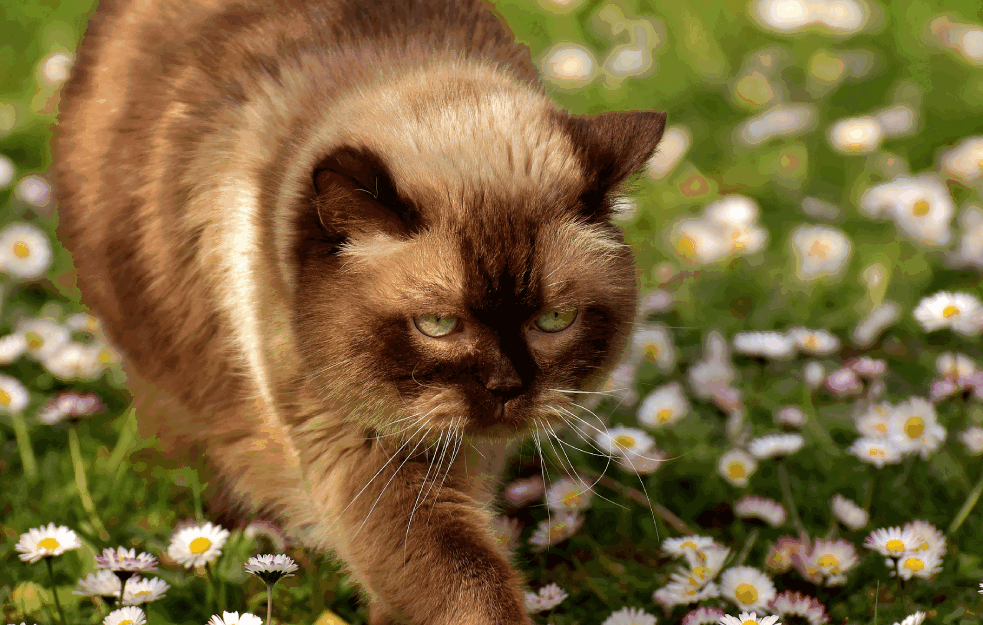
[482,369,523,401]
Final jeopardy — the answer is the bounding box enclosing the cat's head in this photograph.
[292,72,665,441]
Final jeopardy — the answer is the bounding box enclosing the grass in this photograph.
[3,0,983,624]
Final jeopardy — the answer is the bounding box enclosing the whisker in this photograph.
[403,429,445,559]
[352,425,429,540]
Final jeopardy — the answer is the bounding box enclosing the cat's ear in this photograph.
[556,109,667,221]
[312,146,421,240]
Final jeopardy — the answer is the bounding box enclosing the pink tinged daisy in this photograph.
[824,368,862,396]
[689,331,737,398]
[732,332,796,360]
[528,512,584,552]
[936,352,977,381]
[830,494,868,531]
[206,612,263,625]
[902,520,946,555]
[503,477,544,508]
[122,577,169,606]
[617,446,666,475]
[789,328,840,356]
[720,566,776,612]
[243,554,298,585]
[765,537,805,574]
[598,362,640,408]
[855,402,895,439]
[848,437,902,468]
[38,391,107,425]
[96,547,158,575]
[166,521,230,568]
[74,570,121,599]
[490,516,522,552]
[638,381,691,428]
[852,301,902,347]
[865,526,925,557]
[681,606,725,625]
[847,356,887,377]
[896,548,944,580]
[602,606,659,625]
[103,606,146,625]
[734,496,786,527]
[889,397,946,459]
[663,536,719,560]
[774,406,806,429]
[748,433,804,460]
[768,590,829,625]
[960,426,983,455]
[525,583,567,613]
[719,449,758,487]
[797,539,859,585]
[15,523,82,563]
[718,613,780,625]
[545,476,593,513]
[913,291,983,336]
[892,613,926,625]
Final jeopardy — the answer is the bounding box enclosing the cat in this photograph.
[53,0,666,622]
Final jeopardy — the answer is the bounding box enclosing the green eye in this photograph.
[413,313,460,338]
[534,308,578,333]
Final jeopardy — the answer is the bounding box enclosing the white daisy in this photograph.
[647,126,691,179]
[855,402,896,439]
[936,352,977,380]
[861,176,955,246]
[243,554,298,584]
[670,219,732,265]
[0,333,28,364]
[13,174,52,209]
[903,520,946,555]
[949,204,983,269]
[774,406,806,428]
[0,373,29,414]
[103,606,146,625]
[0,154,14,189]
[719,566,776,612]
[638,289,673,315]
[598,362,640,408]
[503,477,544,508]
[737,103,816,146]
[663,536,719,559]
[960,426,983,455]
[596,425,655,458]
[638,381,690,428]
[798,539,859,583]
[788,327,840,356]
[74,570,121,598]
[661,580,721,606]
[15,523,82,563]
[852,301,902,347]
[524,591,543,614]
[630,323,676,373]
[617,446,666,475]
[848,437,903,468]
[95,547,158,574]
[865,526,925,557]
[166,521,230,568]
[828,116,883,154]
[206,612,263,625]
[16,318,70,361]
[875,104,916,137]
[123,577,170,606]
[913,291,983,335]
[940,136,983,182]
[734,496,786,527]
[889,397,946,459]
[803,361,825,389]
[732,332,796,360]
[830,494,868,531]
[545,476,593,513]
[719,449,758,487]
[892,613,926,625]
[790,225,851,281]
[525,583,567,613]
[43,342,105,382]
[0,222,52,281]
[896,548,944,580]
[601,606,658,625]
[689,331,737,399]
[543,44,596,83]
[718,613,780,625]
[528,512,584,552]
[748,433,804,460]
[768,590,829,625]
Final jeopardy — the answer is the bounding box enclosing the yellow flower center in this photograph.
[874,422,888,434]
[119,621,134,625]
[885,539,905,554]
[868,447,886,457]
[657,408,674,423]
[735,582,758,605]
[562,492,582,507]
[98,350,114,364]
[902,557,924,571]
[189,537,212,554]
[645,343,660,359]
[804,335,819,349]
[614,435,635,449]
[817,554,840,572]
[808,240,831,259]
[549,522,568,538]
[905,417,925,439]
[37,537,60,551]
[689,565,710,585]
[742,621,758,625]
[0,389,10,407]
[912,199,930,217]
[680,541,696,550]
[677,235,696,259]
[727,462,746,479]
[13,241,31,259]
[942,305,960,319]
[134,590,150,597]
[25,331,43,349]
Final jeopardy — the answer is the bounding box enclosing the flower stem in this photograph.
[204,562,216,613]
[45,558,68,625]
[10,410,37,480]
[106,406,137,475]
[863,470,878,511]
[948,464,983,535]
[778,461,809,542]
[734,527,759,567]
[68,427,110,540]
[266,582,274,625]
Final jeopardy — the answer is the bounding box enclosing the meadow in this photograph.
[2,0,983,624]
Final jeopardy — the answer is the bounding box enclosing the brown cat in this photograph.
[53,0,666,622]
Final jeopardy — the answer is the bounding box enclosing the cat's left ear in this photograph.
[556,109,667,221]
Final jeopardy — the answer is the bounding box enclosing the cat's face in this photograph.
[293,95,665,441]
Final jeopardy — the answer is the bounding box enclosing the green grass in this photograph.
[3,0,983,624]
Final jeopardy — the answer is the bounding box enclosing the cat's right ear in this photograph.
[312,146,422,240]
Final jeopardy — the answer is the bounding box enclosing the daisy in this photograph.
[74,570,121,599]
[748,433,804,460]
[689,331,737,399]
[719,449,758,487]
[0,332,28,364]
[848,437,902,468]
[847,356,887,377]
[96,547,158,575]
[630,323,676,372]
[960,426,983,455]
[38,391,107,425]
[681,606,725,625]
[875,104,916,137]
[788,327,840,355]
[803,361,825,389]
[765,537,805,574]
[824,368,862,396]
[596,425,655,458]
[601,606,659,625]
[166,521,230,568]
[719,566,776,612]
[206,612,263,625]
[662,536,719,560]
[638,289,673,315]
[545,476,593,513]
[865,526,925,557]
[43,342,105,382]
[669,219,730,265]
[123,577,170,606]
[528,512,584,552]
[638,381,690,428]
[647,126,691,179]
[768,590,829,625]
[734,496,786,527]
[718,613,780,625]
[490,516,522,552]
[503,477,544,508]
[855,402,895,438]
[896,548,944,580]
[679,546,731,587]
[903,520,946,555]
[830,494,868,531]
[940,136,983,182]
[103,606,146,625]
[16,318,70,361]
[15,523,82,563]
[0,373,30,414]
[949,205,983,269]
[790,225,851,281]
[796,539,859,585]
[892,613,926,625]
[852,301,902,347]
[913,291,983,335]
[0,222,52,281]
[732,332,796,360]
[660,580,721,606]
[598,362,640,408]
[617,446,666,475]
[774,406,806,428]
[525,583,567,613]
[936,352,977,380]
[828,116,883,153]
[861,176,955,246]
[704,195,759,226]
[244,554,298,584]
[737,104,816,146]
[889,397,946,459]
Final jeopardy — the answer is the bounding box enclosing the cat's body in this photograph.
[54,0,665,622]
